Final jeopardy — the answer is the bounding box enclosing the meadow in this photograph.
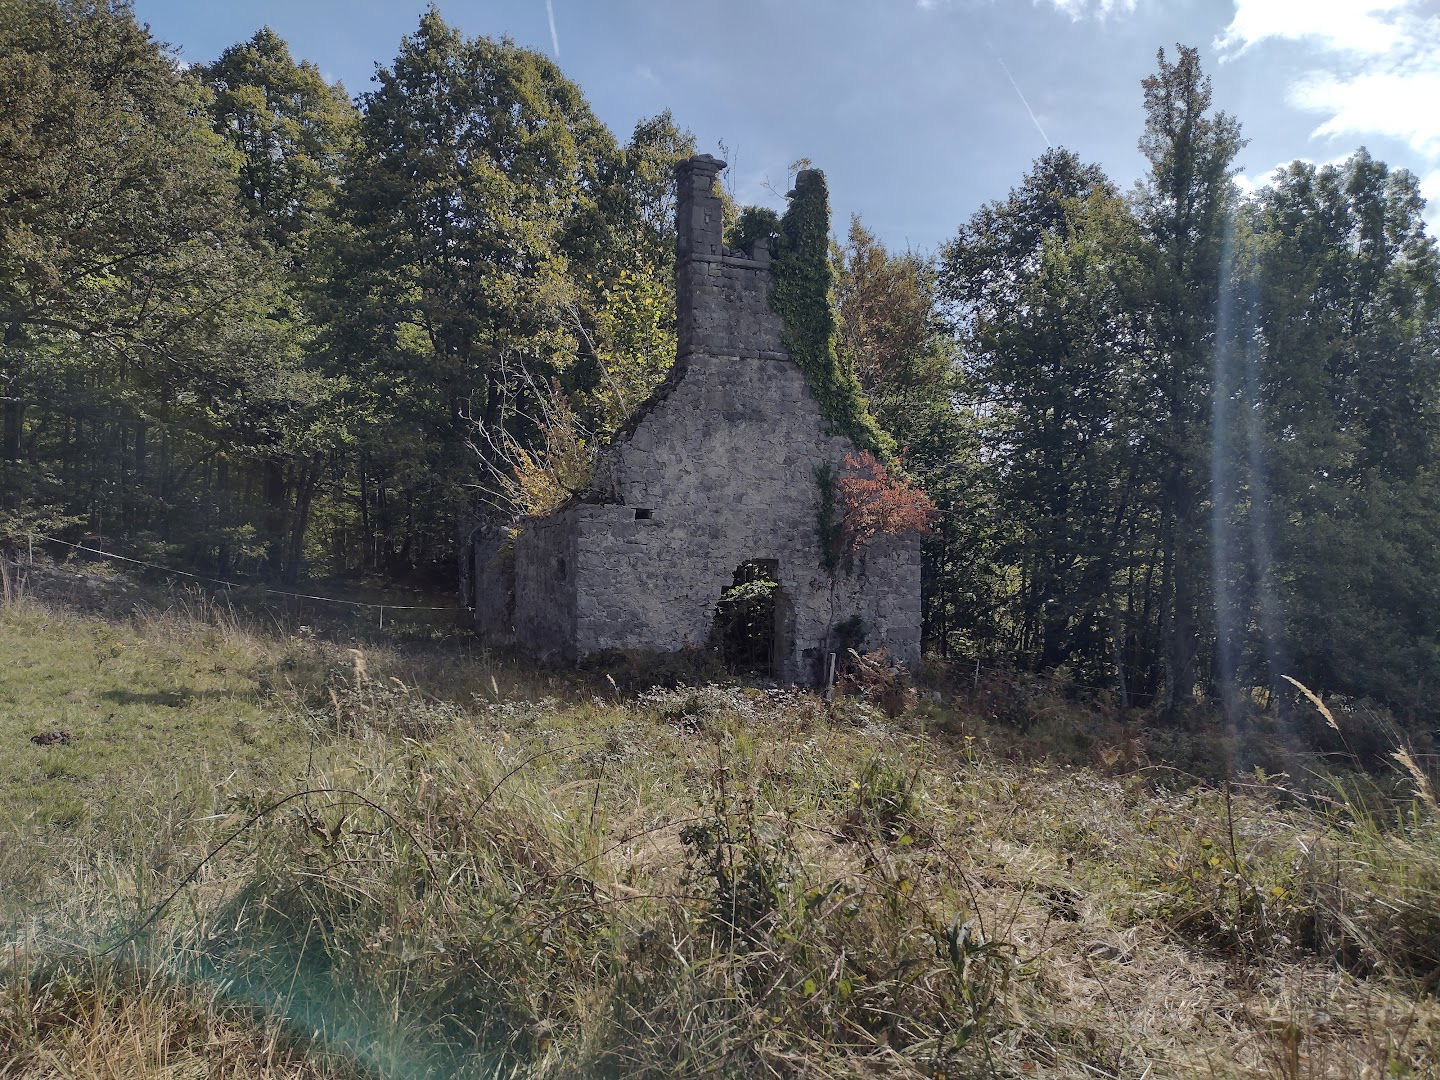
[0,561,1436,1078]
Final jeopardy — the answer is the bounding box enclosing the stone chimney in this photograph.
[672,154,785,361]
[674,153,726,262]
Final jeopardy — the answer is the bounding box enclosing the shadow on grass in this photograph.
[99,687,256,708]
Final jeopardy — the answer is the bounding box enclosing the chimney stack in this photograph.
[673,154,725,261]
[671,154,784,361]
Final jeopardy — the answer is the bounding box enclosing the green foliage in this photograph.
[711,564,779,675]
[813,463,839,572]
[197,27,356,255]
[575,263,676,431]
[197,26,359,581]
[1133,45,1247,713]
[845,754,924,843]
[1241,153,1440,713]
[941,155,1149,676]
[329,10,619,571]
[680,789,795,934]
[8,5,1440,743]
[768,170,893,458]
[835,219,977,658]
[0,0,336,579]
[726,205,780,256]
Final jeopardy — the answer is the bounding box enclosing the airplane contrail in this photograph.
[546,0,560,57]
[986,39,1051,148]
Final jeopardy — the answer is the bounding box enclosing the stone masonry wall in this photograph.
[569,351,920,681]
[513,511,579,663]
[674,154,786,361]
[506,154,922,682]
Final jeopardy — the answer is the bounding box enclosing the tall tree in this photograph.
[1248,153,1440,715]
[1133,44,1246,713]
[197,27,358,580]
[568,112,694,430]
[0,0,253,465]
[334,8,619,573]
[0,0,279,561]
[835,218,976,657]
[940,149,1148,679]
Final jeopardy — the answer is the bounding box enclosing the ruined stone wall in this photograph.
[513,511,579,663]
[506,154,922,681]
[570,349,920,681]
[674,154,786,362]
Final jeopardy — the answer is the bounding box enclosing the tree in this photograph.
[1133,44,1246,714]
[334,8,619,574]
[197,27,358,580]
[0,0,311,580]
[198,27,356,256]
[835,218,975,657]
[1247,152,1440,716]
[940,150,1149,681]
[828,450,934,564]
[0,0,257,474]
[567,113,694,431]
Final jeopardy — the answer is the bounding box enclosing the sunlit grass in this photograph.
[1,575,1437,1077]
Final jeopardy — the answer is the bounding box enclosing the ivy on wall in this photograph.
[728,205,780,259]
[728,172,894,460]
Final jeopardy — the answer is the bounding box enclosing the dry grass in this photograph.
[1,571,1438,1077]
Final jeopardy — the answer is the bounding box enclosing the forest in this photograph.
[4,0,1440,728]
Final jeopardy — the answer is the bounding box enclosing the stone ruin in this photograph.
[465,154,921,684]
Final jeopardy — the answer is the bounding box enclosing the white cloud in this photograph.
[1216,0,1412,57]
[1422,169,1440,210]
[1217,0,1440,223]
[919,0,1138,14]
[1290,69,1440,158]
[1041,0,1139,18]
[545,0,560,58]
[1233,158,1302,197]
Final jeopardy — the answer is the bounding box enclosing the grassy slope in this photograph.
[0,572,1437,1078]
[0,602,305,828]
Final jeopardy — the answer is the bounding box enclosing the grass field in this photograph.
[1,562,1437,1078]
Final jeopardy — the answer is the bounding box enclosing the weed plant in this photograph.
[1,570,1437,1077]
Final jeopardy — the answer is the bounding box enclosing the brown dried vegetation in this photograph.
[1,573,1437,1078]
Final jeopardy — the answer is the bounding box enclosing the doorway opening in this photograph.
[711,560,785,676]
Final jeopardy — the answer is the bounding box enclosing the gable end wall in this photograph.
[502,154,922,682]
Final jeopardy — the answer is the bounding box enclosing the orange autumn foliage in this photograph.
[831,451,935,562]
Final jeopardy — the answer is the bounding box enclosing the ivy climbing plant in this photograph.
[729,171,895,459]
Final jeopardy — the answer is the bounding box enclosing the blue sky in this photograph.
[138,0,1440,251]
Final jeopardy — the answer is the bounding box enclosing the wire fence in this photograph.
[11,533,454,627]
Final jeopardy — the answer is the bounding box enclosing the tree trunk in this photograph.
[284,462,318,585]
[216,456,231,577]
[2,322,26,478]
[357,452,373,572]
[263,458,288,577]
